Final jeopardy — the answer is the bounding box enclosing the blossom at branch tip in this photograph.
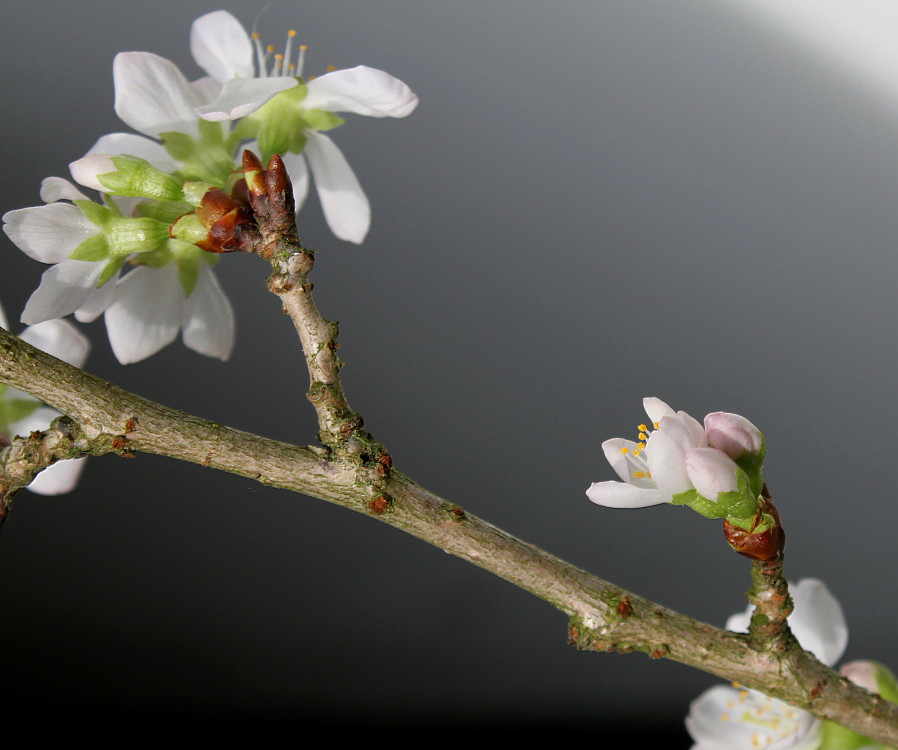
[585,397,759,521]
[0,301,89,495]
[686,579,848,750]
[190,9,419,243]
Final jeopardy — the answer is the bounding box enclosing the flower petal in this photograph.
[788,578,848,667]
[69,154,118,193]
[27,458,87,496]
[601,438,644,482]
[686,684,820,750]
[304,66,419,118]
[645,414,707,495]
[19,319,90,367]
[181,265,235,360]
[279,149,310,211]
[79,132,178,173]
[685,447,740,499]
[40,177,88,203]
[114,52,203,138]
[642,397,676,425]
[21,260,105,324]
[704,411,763,460]
[190,10,254,82]
[0,301,8,330]
[586,480,668,508]
[104,265,184,364]
[195,76,298,121]
[190,75,223,105]
[304,131,371,243]
[3,203,99,264]
[74,270,120,323]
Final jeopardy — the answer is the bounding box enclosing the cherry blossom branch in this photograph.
[0,329,897,744]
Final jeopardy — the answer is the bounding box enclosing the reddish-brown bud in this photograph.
[193,188,256,253]
[723,496,785,561]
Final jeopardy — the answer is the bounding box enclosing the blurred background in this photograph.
[2,0,897,741]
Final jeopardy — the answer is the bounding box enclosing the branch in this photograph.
[1,324,897,745]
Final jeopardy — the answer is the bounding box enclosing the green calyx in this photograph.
[67,200,171,288]
[734,435,765,498]
[234,81,345,160]
[671,469,759,523]
[160,119,240,187]
[97,156,185,202]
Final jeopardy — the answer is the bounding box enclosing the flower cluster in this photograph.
[0,301,89,494]
[686,579,897,750]
[586,398,767,529]
[3,10,418,364]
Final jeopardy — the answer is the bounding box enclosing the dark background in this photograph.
[2,1,897,741]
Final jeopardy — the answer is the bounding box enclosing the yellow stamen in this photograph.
[638,424,648,432]
[619,447,629,454]
[288,29,297,37]
[738,690,748,703]
[638,432,647,441]
[653,421,659,429]
[251,32,260,40]
[326,64,336,71]
[720,713,729,721]
[632,471,645,479]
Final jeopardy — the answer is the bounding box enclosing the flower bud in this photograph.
[704,412,764,460]
[723,496,785,561]
[86,155,184,202]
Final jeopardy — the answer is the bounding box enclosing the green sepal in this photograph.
[170,214,208,246]
[68,233,110,262]
[735,436,765,498]
[177,259,199,298]
[159,123,235,186]
[873,662,898,705]
[137,199,193,224]
[97,257,126,287]
[74,199,112,227]
[0,394,43,432]
[303,109,344,132]
[714,470,759,520]
[245,81,346,159]
[166,239,206,296]
[670,489,721,519]
[99,156,184,202]
[818,720,878,750]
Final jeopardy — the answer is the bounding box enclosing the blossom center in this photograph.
[251,29,307,78]
[720,688,805,748]
[617,420,661,486]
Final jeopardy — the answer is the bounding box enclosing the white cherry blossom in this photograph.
[190,10,418,243]
[686,579,848,750]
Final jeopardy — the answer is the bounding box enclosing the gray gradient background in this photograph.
[2,0,897,737]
